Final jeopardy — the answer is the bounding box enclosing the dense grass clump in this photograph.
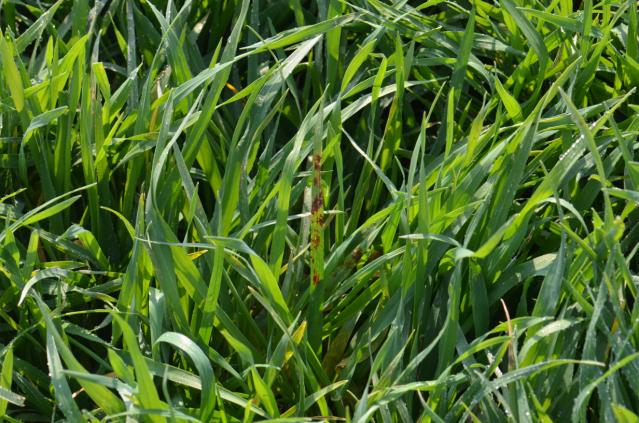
[2,0,639,421]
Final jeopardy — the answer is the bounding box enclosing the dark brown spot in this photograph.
[352,247,363,262]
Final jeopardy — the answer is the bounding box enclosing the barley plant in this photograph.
[1,0,639,421]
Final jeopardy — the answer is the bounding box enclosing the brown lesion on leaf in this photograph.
[367,248,382,263]
[311,196,324,218]
[310,153,323,287]
[310,232,321,248]
[311,154,323,209]
[309,239,320,287]
[312,152,321,171]
[343,246,363,269]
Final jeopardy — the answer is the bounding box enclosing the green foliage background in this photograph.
[1,0,639,421]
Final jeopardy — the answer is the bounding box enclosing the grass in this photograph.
[1,0,639,421]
